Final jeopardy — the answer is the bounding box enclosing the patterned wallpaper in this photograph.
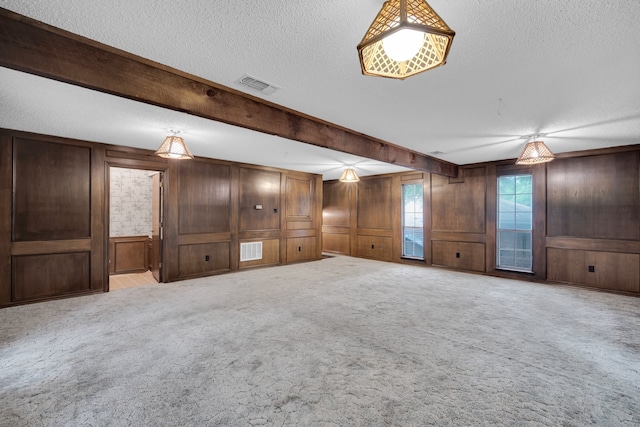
[110,167,154,237]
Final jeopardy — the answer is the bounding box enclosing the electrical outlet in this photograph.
[205,255,210,262]
[588,265,595,273]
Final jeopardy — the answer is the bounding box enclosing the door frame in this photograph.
[105,160,168,291]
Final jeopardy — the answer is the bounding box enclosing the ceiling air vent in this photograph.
[236,74,280,95]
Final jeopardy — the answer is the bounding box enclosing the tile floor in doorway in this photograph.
[109,270,157,290]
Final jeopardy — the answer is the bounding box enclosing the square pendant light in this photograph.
[155,130,194,160]
[357,0,455,79]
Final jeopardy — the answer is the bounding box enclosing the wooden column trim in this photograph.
[0,8,458,177]
[0,134,12,305]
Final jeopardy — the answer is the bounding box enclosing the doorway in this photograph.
[107,166,164,290]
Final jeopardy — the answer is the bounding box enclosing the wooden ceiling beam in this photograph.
[0,8,458,177]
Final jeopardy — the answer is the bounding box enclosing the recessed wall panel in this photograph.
[12,252,91,301]
[13,138,91,241]
[178,161,231,235]
[431,167,486,233]
[286,176,313,220]
[178,242,230,277]
[357,177,392,230]
[239,168,281,231]
[322,181,351,228]
[547,152,640,240]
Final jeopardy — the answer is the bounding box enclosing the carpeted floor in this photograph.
[1,255,639,426]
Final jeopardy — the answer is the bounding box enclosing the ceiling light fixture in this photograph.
[515,138,556,165]
[339,167,360,183]
[357,0,455,80]
[155,130,194,160]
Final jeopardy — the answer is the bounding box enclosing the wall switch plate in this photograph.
[255,204,263,210]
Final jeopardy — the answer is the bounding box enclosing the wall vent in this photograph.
[236,74,280,95]
[240,241,263,262]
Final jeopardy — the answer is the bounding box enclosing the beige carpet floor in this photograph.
[1,255,639,426]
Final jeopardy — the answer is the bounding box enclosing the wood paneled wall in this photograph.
[547,152,640,240]
[0,128,322,307]
[323,174,404,261]
[1,134,105,305]
[322,181,353,255]
[323,145,640,295]
[545,151,640,293]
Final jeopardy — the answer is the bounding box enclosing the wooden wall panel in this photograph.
[239,239,280,269]
[239,168,281,232]
[12,252,91,302]
[357,177,392,230]
[286,237,317,263]
[286,176,313,220]
[432,241,485,272]
[178,161,231,235]
[431,167,486,233]
[322,180,354,255]
[323,233,350,255]
[178,242,230,278]
[547,248,639,293]
[323,181,351,227]
[547,152,640,240]
[109,236,148,274]
[285,175,316,231]
[0,135,12,305]
[356,235,393,261]
[13,138,91,241]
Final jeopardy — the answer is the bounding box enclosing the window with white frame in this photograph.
[497,174,533,272]
[402,183,424,259]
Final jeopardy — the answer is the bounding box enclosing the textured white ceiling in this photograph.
[1,0,639,179]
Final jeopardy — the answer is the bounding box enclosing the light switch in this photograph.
[255,204,263,210]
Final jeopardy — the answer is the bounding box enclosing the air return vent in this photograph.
[240,241,263,262]
[236,74,280,95]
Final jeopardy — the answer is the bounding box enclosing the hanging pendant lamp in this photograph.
[155,130,194,160]
[357,0,455,79]
[515,139,556,165]
[339,167,360,183]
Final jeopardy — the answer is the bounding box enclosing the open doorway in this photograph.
[108,166,164,290]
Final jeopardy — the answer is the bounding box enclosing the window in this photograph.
[402,183,424,259]
[497,174,532,272]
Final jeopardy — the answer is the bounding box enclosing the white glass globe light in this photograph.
[382,28,425,62]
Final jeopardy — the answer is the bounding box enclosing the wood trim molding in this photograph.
[0,135,12,305]
[177,233,232,246]
[11,239,92,256]
[430,231,487,243]
[0,8,458,177]
[545,236,640,254]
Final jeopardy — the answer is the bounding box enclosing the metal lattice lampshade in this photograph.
[339,167,360,183]
[515,141,556,165]
[357,0,455,79]
[155,132,194,160]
